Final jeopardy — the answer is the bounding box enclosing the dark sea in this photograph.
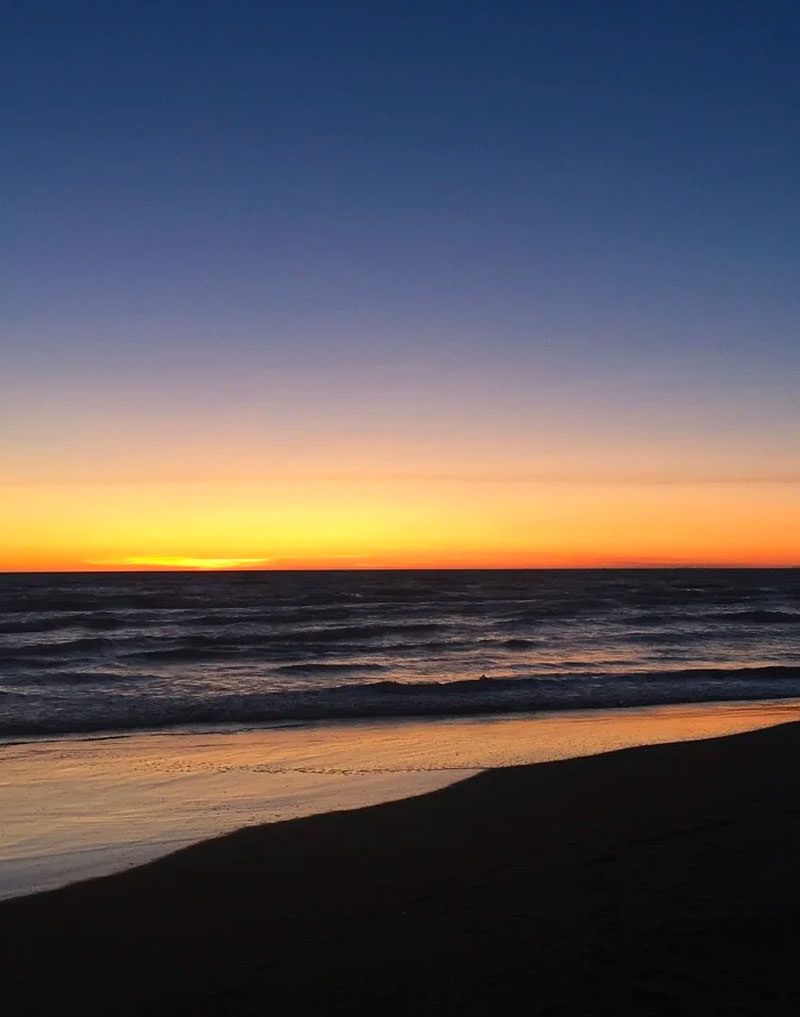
[1,569,799,741]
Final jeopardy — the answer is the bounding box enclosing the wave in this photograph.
[0,612,126,634]
[714,610,800,625]
[498,638,540,650]
[3,665,800,739]
[2,636,121,658]
[5,670,152,686]
[1,620,452,664]
[272,663,388,675]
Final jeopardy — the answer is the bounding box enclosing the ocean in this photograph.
[1,569,799,741]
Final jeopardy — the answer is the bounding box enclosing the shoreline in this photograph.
[4,717,800,1015]
[5,688,800,747]
[3,697,800,901]
[5,662,800,745]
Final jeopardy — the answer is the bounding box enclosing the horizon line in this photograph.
[2,564,799,575]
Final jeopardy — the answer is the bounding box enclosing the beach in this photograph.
[3,699,799,899]
[4,711,800,1015]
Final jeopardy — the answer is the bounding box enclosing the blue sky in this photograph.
[3,0,799,500]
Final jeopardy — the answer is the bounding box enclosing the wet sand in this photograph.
[4,698,800,899]
[4,717,800,1015]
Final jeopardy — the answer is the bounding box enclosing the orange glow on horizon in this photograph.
[1,476,799,572]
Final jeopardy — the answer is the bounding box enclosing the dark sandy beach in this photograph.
[4,721,800,1016]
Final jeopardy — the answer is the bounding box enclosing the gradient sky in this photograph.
[3,0,799,569]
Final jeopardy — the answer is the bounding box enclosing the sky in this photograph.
[2,0,799,570]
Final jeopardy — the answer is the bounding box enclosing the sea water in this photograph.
[1,568,799,740]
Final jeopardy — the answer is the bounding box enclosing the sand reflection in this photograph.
[2,698,800,899]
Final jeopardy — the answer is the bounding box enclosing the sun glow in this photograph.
[87,556,272,570]
[2,476,799,571]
